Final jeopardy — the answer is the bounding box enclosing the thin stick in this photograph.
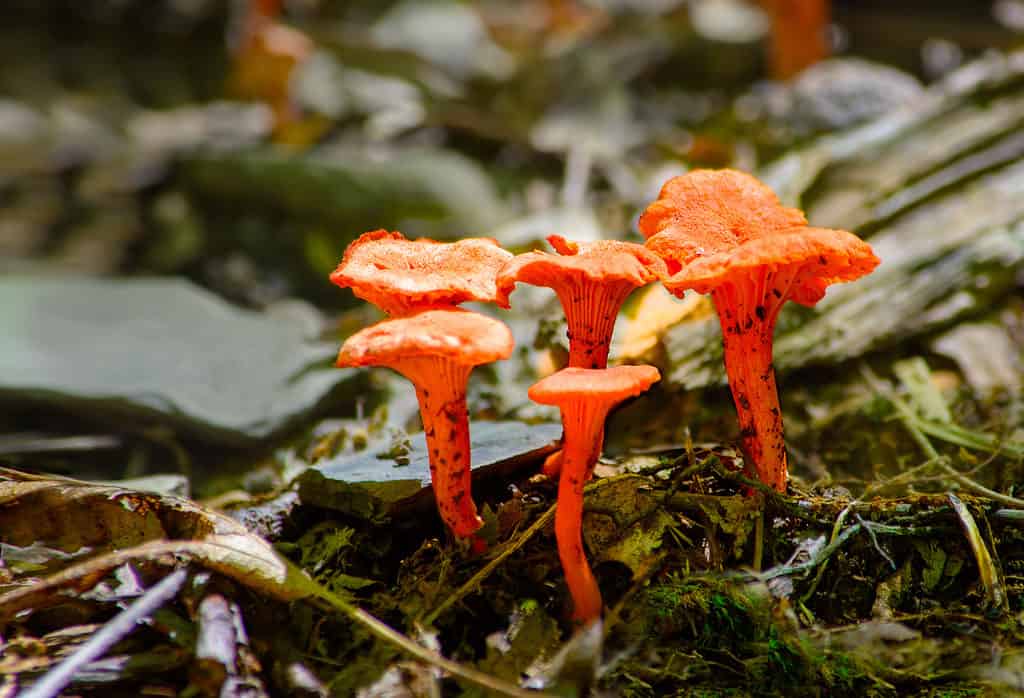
[859,364,939,460]
[861,364,1024,510]
[423,502,557,626]
[22,568,189,698]
[311,585,550,698]
[939,463,1024,509]
[799,503,854,603]
[752,502,765,572]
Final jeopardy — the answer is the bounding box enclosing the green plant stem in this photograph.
[422,502,557,626]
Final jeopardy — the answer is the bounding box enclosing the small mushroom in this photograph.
[336,308,514,538]
[757,0,830,80]
[229,0,313,132]
[528,365,661,622]
[641,169,879,492]
[330,230,513,316]
[497,235,666,370]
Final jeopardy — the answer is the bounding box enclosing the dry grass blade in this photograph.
[422,501,557,626]
[945,493,1006,612]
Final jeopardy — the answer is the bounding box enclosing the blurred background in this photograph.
[1,0,1022,493]
[4,4,1024,695]
[1,0,1019,302]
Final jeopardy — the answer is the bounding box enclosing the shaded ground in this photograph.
[1,2,1023,696]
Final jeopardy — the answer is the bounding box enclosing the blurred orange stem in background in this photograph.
[759,0,830,79]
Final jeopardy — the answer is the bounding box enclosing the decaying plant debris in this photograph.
[2,3,1024,697]
[3,332,1024,696]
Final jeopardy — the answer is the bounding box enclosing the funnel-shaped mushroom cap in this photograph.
[337,308,513,369]
[331,230,513,315]
[336,307,513,540]
[529,365,661,407]
[651,225,879,306]
[641,170,878,306]
[638,169,806,245]
[495,235,666,307]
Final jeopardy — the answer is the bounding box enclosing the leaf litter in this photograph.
[2,4,1024,697]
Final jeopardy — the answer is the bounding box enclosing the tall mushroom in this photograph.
[330,229,512,316]
[640,169,878,492]
[498,235,665,478]
[497,235,666,370]
[528,365,661,623]
[337,308,514,538]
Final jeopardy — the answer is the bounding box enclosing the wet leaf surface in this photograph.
[0,277,357,445]
[296,420,561,520]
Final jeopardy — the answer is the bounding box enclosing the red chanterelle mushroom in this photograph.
[330,230,513,316]
[337,308,514,538]
[757,0,830,80]
[640,169,879,492]
[529,365,661,623]
[497,235,666,370]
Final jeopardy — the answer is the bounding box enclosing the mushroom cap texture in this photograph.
[330,230,514,312]
[640,170,879,304]
[495,234,666,306]
[528,365,661,406]
[638,169,807,242]
[337,308,514,368]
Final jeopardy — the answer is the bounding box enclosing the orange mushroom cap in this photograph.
[336,307,512,369]
[528,364,661,406]
[331,230,513,316]
[651,224,879,306]
[641,170,877,305]
[639,168,879,492]
[638,169,806,258]
[337,308,514,539]
[528,364,660,623]
[497,235,666,369]
[496,235,666,308]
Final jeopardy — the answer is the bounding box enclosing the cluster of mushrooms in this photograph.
[331,169,880,624]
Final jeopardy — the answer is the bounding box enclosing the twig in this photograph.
[0,539,549,698]
[752,506,764,572]
[756,522,863,582]
[939,463,1024,509]
[309,584,551,698]
[21,568,189,698]
[799,503,854,603]
[860,364,939,460]
[422,502,556,626]
[862,363,1024,510]
[855,513,897,571]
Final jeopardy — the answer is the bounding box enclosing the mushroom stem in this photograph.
[555,402,605,623]
[396,357,482,537]
[556,277,635,369]
[761,0,830,80]
[712,269,795,492]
